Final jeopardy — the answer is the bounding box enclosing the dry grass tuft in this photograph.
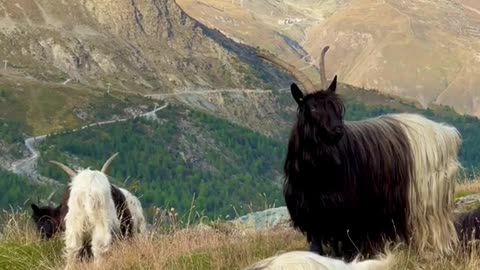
[66,226,306,270]
[0,210,307,270]
[456,178,480,198]
[0,210,63,270]
[3,210,480,270]
[388,242,480,270]
[2,179,480,270]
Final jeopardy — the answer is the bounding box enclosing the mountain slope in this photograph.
[0,0,299,147]
[0,0,290,91]
[3,82,477,217]
[35,104,286,217]
[177,0,480,117]
[4,0,480,219]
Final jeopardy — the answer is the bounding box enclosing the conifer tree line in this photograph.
[1,98,480,218]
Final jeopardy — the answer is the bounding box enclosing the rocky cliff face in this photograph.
[177,0,480,117]
[0,0,290,93]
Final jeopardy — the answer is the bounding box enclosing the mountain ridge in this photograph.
[0,0,296,141]
[0,0,291,91]
[177,0,480,117]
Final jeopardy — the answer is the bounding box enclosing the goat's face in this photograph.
[31,204,61,239]
[291,76,345,145]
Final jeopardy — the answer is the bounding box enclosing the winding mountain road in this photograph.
[144,88,272,98]
[9,87,277,181]
[10,103,169,178]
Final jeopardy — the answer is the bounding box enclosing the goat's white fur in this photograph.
[387,113,461,254]
[119,187,147,235]
[63,169,120,269]
[244,250,393,270]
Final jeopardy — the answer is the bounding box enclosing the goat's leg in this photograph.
[91,222,112,266]
[63,229,83,270]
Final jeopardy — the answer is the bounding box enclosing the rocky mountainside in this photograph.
[177,0,480,117]
[0,0,289,92]
[0,0,301,140]
[4,0,480,215]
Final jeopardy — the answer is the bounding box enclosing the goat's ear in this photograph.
[291,83,304,105]
[31,204,40,213]
[327,75,337,93]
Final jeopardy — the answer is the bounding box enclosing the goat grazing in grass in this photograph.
[257,46,462,260]
[244,250,393,270]
[30,153,145,267]
[30,191,64,239]
[31,183,146,240]
[64,166,119,267]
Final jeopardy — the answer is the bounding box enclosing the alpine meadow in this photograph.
[2,0,480,269]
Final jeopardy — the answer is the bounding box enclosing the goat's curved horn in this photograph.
[256,49,316,92]
[319,45,330,89]
[23,198,31,206]
[101,152,119,174]
[49,160,76,178]
[46,191,56,202]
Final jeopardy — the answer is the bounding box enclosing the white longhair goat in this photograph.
[33,154,147,250]
[244,251,393,270]
[52,154,123,269]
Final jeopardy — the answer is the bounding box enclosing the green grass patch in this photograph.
[0,168,57,210]
[170,252,213,270]
[0,240,63,270]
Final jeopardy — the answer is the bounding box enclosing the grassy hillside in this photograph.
[0,119,26,162]
[0,72,158,136]
[2,82,480,218]
[0,169,55,210]
[36,104,285,219]
[2,183,480,270]
[0,0,291,93]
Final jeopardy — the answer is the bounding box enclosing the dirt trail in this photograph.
[9,103,169,181]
